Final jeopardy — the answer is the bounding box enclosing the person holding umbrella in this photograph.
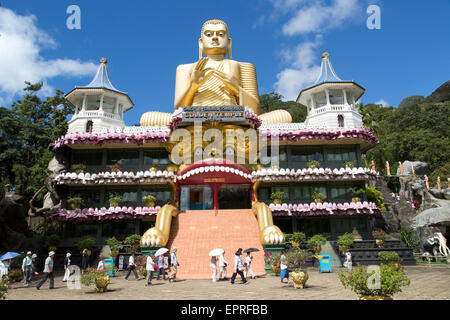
[208,248,224,283]
[243,248,259,280]
[230,248,247,285]
[22,251,33,286]
[0,252,20,279]
[154,247,169,280]
[36,251,55,290]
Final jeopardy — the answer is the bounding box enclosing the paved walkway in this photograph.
[5,265,450,300]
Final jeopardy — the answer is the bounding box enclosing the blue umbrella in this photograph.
[0,252,20,261]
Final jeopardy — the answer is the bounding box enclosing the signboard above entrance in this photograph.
[182,106,245,123]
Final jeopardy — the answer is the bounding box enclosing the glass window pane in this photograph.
[329,89,344,105]
[314,92,327,108]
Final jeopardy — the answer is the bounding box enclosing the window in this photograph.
[72,150,103,167]
[330,186,353,202]
[329,89,344,105]
[260,146,287,167]
[86,120,93,133]
[65,223,98,238]
[105,188,138,207]
[326,147,356,161]
[142,188,172,206]
[314,91,327,108]
[69,189,101,208]
[107,150,139,169]
[291,148,324,162]
[143,150,170,170]
[338,115,344,128]
[272,186,289,200]
[346,92,353,106]
[86,95,100,110]
[293,185,311,202]
[102,96,115,113]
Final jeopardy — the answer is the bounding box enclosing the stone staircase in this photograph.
[166,209,266,280]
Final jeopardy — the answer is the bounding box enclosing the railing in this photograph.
[310,104,351,115]
[73,110,122,121]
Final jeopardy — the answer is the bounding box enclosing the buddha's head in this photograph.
[199,19,231,59]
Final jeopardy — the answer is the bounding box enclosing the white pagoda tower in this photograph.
[297,52,364,129]
[65,58,134,133]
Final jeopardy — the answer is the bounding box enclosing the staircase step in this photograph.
[166,209,266,280]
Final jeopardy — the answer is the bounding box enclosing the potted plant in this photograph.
[372,230,387,248]
[284,248,312,289]
[307,234,327,255]
[80,268,110,293]
[307,160,321,169]
[124,234,142,253]
[337,233,354,254]
[75,236,95,256]
[284,233,293,243]
[107,159,123,173]
[134,255,147,279]
[67,197,84,209]
[143,194,156,207]
[72,163,86,174]
[270,191,285,205]
[106,236,122,259]
[345,160,356,169]
[338,264,410,300]
[351,188,365,203]
[149,167,158,172]
[0,278,8,300]
[311,192,326,204]
[291,232,306,248]
[109,194,122,208]
[378,251,402,271]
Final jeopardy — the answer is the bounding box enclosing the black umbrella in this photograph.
[243,248,260,253]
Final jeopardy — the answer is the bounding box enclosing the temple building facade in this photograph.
[48,20,381,278]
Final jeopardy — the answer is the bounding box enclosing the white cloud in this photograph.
[274,36,323,100]
[271,0,363,101]
[375,99,389,107]
[0,8,97,104]
[282,0,362,35]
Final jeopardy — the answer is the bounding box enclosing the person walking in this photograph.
[125,252,139,280]
[210,255,218,282]
[168,247,179,283]
[0,259,7,280]
[97,256,105,272]
[29,253,38,282]
[145,255,155,286]
[36,251,55,290]
[62,253,71,282]
[156,254,166,280]
[344,250,352,271]
[230,248,247,284]
[22,251,33,286]
[280,250,290,285]
[244,252,255,279]
[219,251,228,280]
[81,249,89,274]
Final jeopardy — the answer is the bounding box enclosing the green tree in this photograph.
[0,82,73,197]
[259,92,307,123]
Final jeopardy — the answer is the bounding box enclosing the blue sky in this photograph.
[1,0,449,126]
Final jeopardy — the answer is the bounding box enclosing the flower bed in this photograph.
[269,201,381,216]
[251,167,380,182]
[53,170,176,185]
[52,130,170,150]
[50,206,160,221]
[259,128,377,145]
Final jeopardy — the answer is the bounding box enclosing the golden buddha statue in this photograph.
[140,19,292,126]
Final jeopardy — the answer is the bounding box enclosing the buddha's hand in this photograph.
[261,225,285,244]
[191,58,213,86]
[140,227,167,247]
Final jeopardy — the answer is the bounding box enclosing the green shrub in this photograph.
[67,197,83,207]
[109,194,123,204]
[80,268,105,287]
[338,264,410,298]
[143,194,156,203]
[398,226,421,252]
[106,237,122,251]
[345,160,356,168]
[307,160,321,168]
[0,278,8,299]
[372,230,387,241]
[378,251,401,263]
[8,269,22,282]
[284,233,293,242]
[365,186,386,210]
[270,191,285,202]
[291,232,307,245]
[75,236,95,252]
[337,233,354,247]
[284,248,312,271]
[307,234,327,248]
[123,234,141,246]
[311,192,326,202]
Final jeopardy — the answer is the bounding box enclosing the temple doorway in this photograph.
[218,184,251,209]
[180,185,213,210]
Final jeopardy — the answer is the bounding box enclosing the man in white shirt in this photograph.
[125,252,139,280]
[36,251,55,290]
[145,255,155,286]
[168,247,179,282]
[244,252,255,279]
[210,255,218,282]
